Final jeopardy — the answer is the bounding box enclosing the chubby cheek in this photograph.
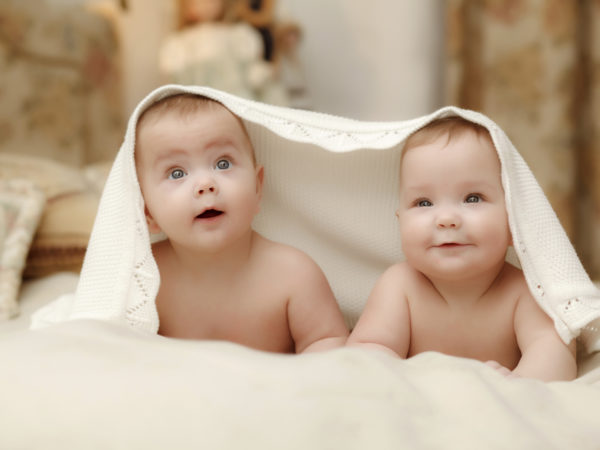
[229,175,262,214]
[398,213,430,257]
[247,190,262,217]
[398,211,429,239]
[142,184,186,230]
[137,181,157,229]
[243,179,261,213]
[143,196,166,233]
[473,210,512,253]
[400,240,418,264]
[145,210,162,234]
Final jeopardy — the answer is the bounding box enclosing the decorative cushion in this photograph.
[0,179,45,319]
[23,191,99,278]
[0,154,109,279]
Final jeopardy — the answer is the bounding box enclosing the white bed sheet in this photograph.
[0,272,79,336]
[2,274,600,449]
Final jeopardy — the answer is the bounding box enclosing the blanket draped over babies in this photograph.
[31,84,600,353]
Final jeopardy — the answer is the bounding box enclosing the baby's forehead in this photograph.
[401,124,496,166]
[136,98,257,162]
[398,126,501,188]
[139,98,231,128]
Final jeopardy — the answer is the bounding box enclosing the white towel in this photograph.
[31,84,600,352]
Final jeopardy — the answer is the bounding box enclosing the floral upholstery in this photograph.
[0,0,123,166]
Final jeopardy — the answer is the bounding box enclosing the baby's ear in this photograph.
[256,165,265,195]
[253,166,265,214]
[145,206,162,234]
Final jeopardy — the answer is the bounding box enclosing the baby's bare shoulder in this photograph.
[366,261,426,303]
[252,234,336,309]
[387,261,419,277]
[380,261,426,286]
[252,233,324,276]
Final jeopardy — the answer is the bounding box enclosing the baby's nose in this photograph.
[194,175,217,196]
[198,185,215,195]
[436,210,461,228]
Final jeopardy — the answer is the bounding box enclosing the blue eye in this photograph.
[168,168,186,180]
[417,199,432,207]
[465,194,481,203]
[216,159,231,170]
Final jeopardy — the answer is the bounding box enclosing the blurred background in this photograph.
[1,0,599,279]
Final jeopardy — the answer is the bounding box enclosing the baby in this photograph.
[347,116,577,381]
[135,93,348,353]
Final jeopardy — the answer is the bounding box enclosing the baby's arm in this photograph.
[346,264,411,358]
[285,251,349,353]
[513,293,577,381]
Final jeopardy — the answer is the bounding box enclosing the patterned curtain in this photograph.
[445,0,600,279]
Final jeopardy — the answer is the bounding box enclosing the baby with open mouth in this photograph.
[135,93,349,354]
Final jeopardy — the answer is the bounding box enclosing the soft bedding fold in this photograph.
[2,319,600,449]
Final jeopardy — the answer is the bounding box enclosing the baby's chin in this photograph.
[416,258,496,281]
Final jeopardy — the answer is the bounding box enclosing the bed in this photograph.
[1,279,600,448]
[2,85,600,449]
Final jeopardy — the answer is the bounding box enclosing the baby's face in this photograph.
[136,103,263,252]
[397,129,511,282]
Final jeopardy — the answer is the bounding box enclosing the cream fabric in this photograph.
[2,319,600,449]
[31,84,600,351]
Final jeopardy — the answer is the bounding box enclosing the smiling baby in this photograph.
[347,116,576,381]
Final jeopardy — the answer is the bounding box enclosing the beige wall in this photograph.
[279,0,444,120]
[110,0,443,120]
[110,0,176,116]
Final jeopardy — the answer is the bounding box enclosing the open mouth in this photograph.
[196,209,224,219]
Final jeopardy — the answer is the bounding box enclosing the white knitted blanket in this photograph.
[31,85,600,352]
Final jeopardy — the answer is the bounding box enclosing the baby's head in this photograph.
[135,93,263,250]
[397,116,512,280]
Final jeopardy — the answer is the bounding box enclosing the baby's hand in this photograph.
[485,360,520,378]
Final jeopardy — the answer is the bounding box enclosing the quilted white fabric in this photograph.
[31,85,600,351]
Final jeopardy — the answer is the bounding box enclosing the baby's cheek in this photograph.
[399,223,427,254]
[480,220,511,256]
[400,214,428,238]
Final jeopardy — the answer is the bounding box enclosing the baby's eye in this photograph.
[465,194,482,203]
[416,199,433,207]
[168,168,186,180]
[215,159,231,170]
